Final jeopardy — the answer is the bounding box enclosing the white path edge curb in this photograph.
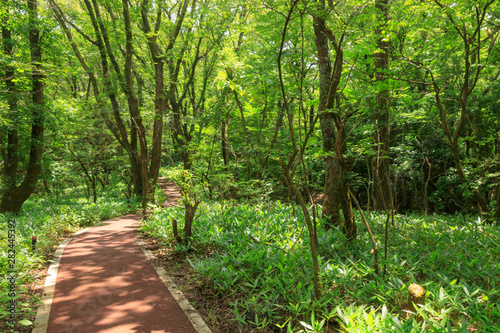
[32,228,90,333]
[136,237,213,333]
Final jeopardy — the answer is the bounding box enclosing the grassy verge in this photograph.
[0,193,140,333]
[141,201,500,332]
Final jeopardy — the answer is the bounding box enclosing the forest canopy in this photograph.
[1,0,499,220]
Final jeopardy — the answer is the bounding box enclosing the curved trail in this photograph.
[34,179,206,333]
[157,178,182,208]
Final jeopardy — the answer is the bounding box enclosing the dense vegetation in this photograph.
[142,203,500,332]
[1,0,500,332]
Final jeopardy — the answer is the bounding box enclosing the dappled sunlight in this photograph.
[46,215,196,333]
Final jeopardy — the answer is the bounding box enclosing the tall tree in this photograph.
[48,0,143,196]
[372,0,393,211]
[139,0,167,199]
[47,0,197,203]
[311,0,357,239]
[427,0,496,217]
[0,0,45,213]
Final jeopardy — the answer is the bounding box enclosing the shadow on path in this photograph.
[46,212,196,333]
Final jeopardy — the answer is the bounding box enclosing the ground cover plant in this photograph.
[141,202,500,332]
[0,191,140,332]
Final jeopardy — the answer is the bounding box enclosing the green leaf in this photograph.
[18,319,33,326]
[299,321,314,330]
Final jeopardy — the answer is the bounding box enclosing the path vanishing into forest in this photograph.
[33,179,210,333]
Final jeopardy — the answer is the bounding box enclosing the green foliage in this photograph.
[2,0,500,329]
[142,202,500,332]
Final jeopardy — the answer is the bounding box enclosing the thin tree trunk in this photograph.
[165,0,193,172]
[372,0,392,212]
[141,0,166,201]
[43,177,52,194]
[184,201,200,240]
[67,143,97,202]
[278,0,322,298]
[231,88,252,180]
[256,92,268,172]
[257,106,284,179]
[121,0,146,198]
[495,158,500,220]
[50,0,144,196]
[424,156,431,215]
[335,123,357,240]
[222,107,231,174]
[350,189,379,274]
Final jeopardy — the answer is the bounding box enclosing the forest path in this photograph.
[157,177,182,208]
[33,179,209,333]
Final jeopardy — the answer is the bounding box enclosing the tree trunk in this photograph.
[495,187,500,220]
[277,1,322,298]
[335,126,357,240]
[222,107,231,174]
[140,0,167,202]
[50,0,169,201]
[183,201,200,241]
[122,0,147,199]
[407,283,426,321]
[423,156,431,215]
[312,2,355,238]
[257,106,284,179]
[91,175,97,203]
[67,144,97,203]
[313,11,341,227]
[43,177,51,194]
[0,0,45,213]
[1,7,18,190]
[372,0,392,211]
[494,152,500,220]
[232,88,252,180]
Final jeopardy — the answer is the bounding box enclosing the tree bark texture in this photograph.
[313,11,341,227]
[312,1,356,239]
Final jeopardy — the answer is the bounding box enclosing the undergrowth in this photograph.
[141,202,500,332]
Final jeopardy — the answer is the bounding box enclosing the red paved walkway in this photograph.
[157,178,181,208]
[46,214,196,333]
